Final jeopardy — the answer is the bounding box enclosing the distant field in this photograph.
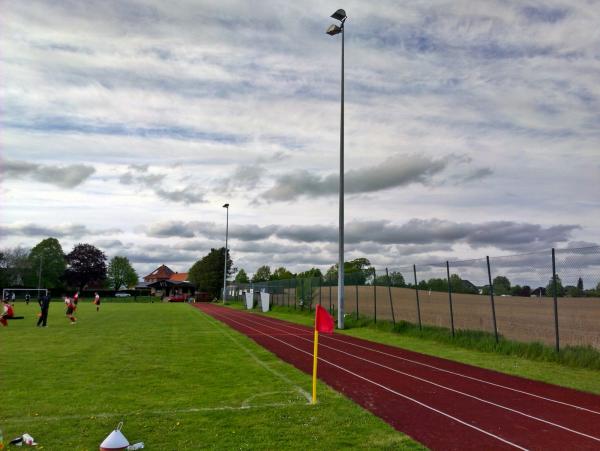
[1,302,420,450]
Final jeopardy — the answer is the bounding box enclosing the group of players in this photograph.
[1,291,101,327]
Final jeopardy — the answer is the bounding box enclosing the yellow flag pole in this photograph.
[311,329,319,404]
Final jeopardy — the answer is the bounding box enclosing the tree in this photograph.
[374,271,406,287]
[545,274,565,297]
[492,276,511,295]
[252,265,271,283]
[325,258,374,285]
[25,238,66,289]
[0,247,31,287]
[296,268,323,280]
[234,269,249,284]
[188,248,232,298]
[107,256,138,290]
[63,243,107,291]
[271,267,294,280]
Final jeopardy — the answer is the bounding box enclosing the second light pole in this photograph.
[222,203,229,304]
[326,8,347,329]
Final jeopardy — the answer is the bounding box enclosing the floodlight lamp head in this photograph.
[331,9,347,21]
[222,203,229,208]
[326,24,342,36]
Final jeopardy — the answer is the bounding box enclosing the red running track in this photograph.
[193,303,600,450]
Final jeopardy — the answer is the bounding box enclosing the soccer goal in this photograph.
[2,288,48,301]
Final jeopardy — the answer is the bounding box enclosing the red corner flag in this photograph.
[315,304,334,334]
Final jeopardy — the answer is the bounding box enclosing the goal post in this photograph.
[3,288,48,301]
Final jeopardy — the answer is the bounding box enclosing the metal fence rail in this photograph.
[229,246,600,351]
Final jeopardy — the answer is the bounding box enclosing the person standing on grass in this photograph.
[25,292,30,305]
[94,291,101,312]
[37,293,50,327]
[73,291,79,306]
[1,299,15,326]
[64,295,77,324]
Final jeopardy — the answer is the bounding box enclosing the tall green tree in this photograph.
[188,248,232,298]
[234,268,249,284]
[0,247,31,287]
[63,243,107,291]
[325,258,374,285]
[493,276,511,295]
[252,265,271,283]
[546,274,565,297]
[25,238,66,289]
[271,267,294,280]
[107,256,138,290]
[374,271,406,287]
[296,268,323,280]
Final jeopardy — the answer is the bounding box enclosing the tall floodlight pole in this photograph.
[327,9,347,329]
[222,203,230,304]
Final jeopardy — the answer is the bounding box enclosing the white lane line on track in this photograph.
[218,309,600,445]
[206,308,528,451]
[247,310,600,416]
[191,306,312,403]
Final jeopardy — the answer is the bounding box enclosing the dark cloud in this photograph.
[144,218,578,252]
[4,159,95,188]
[0,223,121,238]
[118,165,204,204]
[261,154,450,201]
[155,187,206,204]
[146,221,277,241]
[276,225,338,243]
[146,221,197,238]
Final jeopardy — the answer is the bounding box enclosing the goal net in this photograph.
[2,288,48,301]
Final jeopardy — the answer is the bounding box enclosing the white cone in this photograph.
[100,423,129,451]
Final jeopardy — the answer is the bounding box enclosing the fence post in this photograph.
[446,261,455,337]
[355,283,359,321]
[329,280,333,314]
[319,278,322,306]
[373,268,377,324]
[552,248,560,352]
[293,279,297,310]
[309,278,313,311]
[386,268,396,325]
[413,265,422,330]
[486,256,499,344]
[287,279,290,307]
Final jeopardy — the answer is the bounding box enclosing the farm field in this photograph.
[271,287,600,348]
[0,302,420,450]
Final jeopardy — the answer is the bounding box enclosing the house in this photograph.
[143,265,195,299]
[143,264,175,284]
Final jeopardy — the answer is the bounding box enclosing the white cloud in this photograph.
[1,0,599,278]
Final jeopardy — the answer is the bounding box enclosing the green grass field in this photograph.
[1,302,422,450]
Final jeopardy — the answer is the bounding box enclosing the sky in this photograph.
[2,0,600,285]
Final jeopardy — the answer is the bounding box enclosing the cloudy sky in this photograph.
[2,0,600,283]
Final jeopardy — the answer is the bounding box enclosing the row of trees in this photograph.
[0,238,138,291]
[231,258,600,298]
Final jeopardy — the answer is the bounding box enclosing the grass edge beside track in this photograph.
[227,302,600,395]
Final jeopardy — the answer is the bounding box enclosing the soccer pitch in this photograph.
[1,302,421,450]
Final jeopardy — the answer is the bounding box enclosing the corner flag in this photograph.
[312,305,334,404]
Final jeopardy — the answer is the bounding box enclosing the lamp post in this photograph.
[326,9,347,329]
[222,203,230,304]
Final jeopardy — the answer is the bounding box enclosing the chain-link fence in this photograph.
[230,246,600,350]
